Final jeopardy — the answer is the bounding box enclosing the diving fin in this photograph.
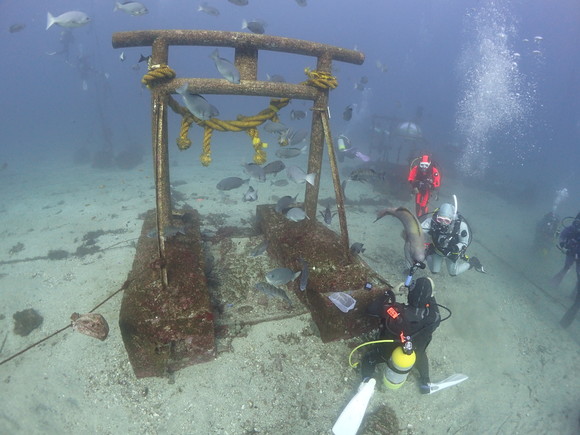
[332,378,376,435]
[427,373,468,394]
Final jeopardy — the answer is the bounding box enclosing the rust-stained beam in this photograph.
[112,30,365,66]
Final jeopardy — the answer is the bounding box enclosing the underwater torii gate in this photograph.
[112,30,391,378]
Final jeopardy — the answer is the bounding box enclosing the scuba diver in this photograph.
[533,211,560,254]
[552,212,580,328]
[408,154,440,217]
[420,199,485,276]
[359,277,446,393]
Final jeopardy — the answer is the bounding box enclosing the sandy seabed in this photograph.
[0,143,578,435]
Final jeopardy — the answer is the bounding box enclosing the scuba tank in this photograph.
[383,338,415,389]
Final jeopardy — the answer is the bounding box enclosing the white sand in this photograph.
[0,144,578,434]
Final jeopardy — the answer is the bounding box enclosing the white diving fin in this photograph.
[332,378,376,435]
[427,373,468,394]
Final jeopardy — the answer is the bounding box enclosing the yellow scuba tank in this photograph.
[383,340,416,389]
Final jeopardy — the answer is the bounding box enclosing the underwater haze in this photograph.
[1,0,580,434]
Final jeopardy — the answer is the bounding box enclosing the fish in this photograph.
[285,207,307,222]
[290,110,306,120]
[46,11,91,30]
[176,84,219,120]
[242,186,258,202]
[119,52,126,62]
[249,240,268,257]
[295,0,308,6]
[198,2,220,16]
[346,168,385,183]
[228,0,248,5]
[9,23,26,33]
[242,19,267,34]
[216,177,249,191]
[343,105,353,121]
[209,49,240,84]
[286,165,316,186]
[298,258,309,291]
[266,73,286,82]
[319,204,336,225]
[243,163,266,182]
[375,60,388,73]
[254,282,292,305]
[375,207,426,265]
[286,129,309,146]
[263,160,286,176]
[147,225,186,239]
[263,120,288,133]
[114,2,148,16]
[266,268,301,286]
[271,179,289,187]
[275,194,298,213]
[468,256,486,273]
[350,242,365,254]
[276,146,307,159]
[138,54,151,63]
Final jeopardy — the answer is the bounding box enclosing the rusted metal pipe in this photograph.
[112,30,365,66]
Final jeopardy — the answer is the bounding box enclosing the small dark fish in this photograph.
[271,179,289,187]
[469,256,486,273]
[287,129,309,146]
[290,110,306,120]
[242,186,258,202]
[138,54,151,63]
[347,168,384,183]
[216,177,249,191]
[359,76,369,85]
[147,225,186,239]
[295,0,308,6]
[319,204,336,225]
[263,160,286,176]
[299,258,309,291]
[275,194,298,213]
[228,0,248,5]
[276,145,307,159]
[343,105,353,121]
[254,282,292,305]
[9,23,26,33]
[249,240,269,257]
[242,18,267,34]
[350,242,365,255]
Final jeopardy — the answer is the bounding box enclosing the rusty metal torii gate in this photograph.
[112,30,364,286]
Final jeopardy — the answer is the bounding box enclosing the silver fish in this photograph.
[198,2,220,16]
[228,0,248,5]
[254,282,292,305]
[266,268,301,286]
[114,2,148,16]
[299,258,309,291]
[276,145,307,159]
[271,179,289,187]
[375,207,426,265]
[285,207,307,222]
[242,186,258,202]
[263,120,288,133]
[210,48,240,84]
[216,177,248,191]
[46,11,90,30]
[176,84,219,120]
[286,165,316,186]
[266,73,286,82]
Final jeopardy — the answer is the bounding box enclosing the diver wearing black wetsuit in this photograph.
[361,277,441,393]
[553,212,580,328]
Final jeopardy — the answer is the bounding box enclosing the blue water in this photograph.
[1,0,579,433]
